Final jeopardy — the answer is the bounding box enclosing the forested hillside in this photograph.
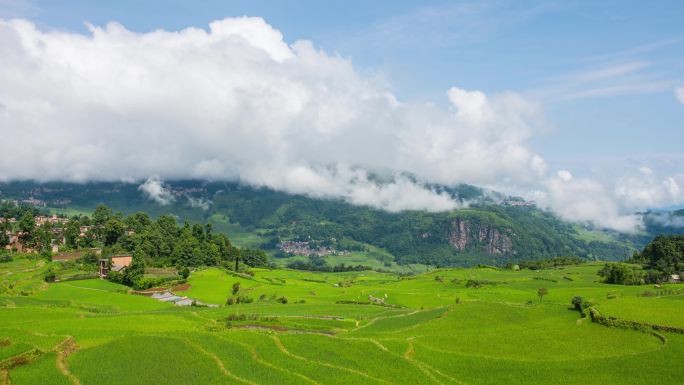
[0,180,664,266]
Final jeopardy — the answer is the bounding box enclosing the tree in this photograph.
[64,220,81,249]
[92,204,113,227]
[634,235,684,275]
[232,282,240,295]
[0,221,10,249]
[123,252,146,286]
[18,212,36,249]
[537,287,548,302]
[102,218,125,246]
[598,263,643,285]
[180,266,190,280]
[240,248,268,267]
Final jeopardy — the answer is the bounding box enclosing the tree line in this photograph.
[598,234,683,285]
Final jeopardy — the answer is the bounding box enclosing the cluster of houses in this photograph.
[278,240,349,257]
[503,199,536,207]
[2,214,94,253]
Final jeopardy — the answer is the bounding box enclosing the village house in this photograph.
[79,226,93,237]
[4,231,29,253]
[99,255,133,278]
[669,274,681,284]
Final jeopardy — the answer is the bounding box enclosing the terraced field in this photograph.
[1,256,683,384]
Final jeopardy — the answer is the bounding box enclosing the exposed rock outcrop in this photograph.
[447,218,513,256]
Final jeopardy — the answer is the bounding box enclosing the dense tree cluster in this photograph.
[286,255,371,272]
[598,234,684,285]
[516,256,585,270]
[631,235,684,275]
[88,205,246,268]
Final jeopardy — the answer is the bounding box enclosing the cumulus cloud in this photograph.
[0,17,680,230]
[138,177,174,205]
[614,168,684,209]
[533,171,642,233]
[0,17,544,212]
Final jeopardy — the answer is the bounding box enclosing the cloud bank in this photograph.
[0,17,681,230]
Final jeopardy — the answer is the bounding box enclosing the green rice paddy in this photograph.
[0,256,682,384]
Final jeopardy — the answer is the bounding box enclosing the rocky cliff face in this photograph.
[447,218,513,256]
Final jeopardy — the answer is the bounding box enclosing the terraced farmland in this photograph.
[1,256,683,384]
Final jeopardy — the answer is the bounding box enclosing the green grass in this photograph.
[0,254,683,384]
[8,353,70,385]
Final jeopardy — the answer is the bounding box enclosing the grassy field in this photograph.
[0,256,682,384]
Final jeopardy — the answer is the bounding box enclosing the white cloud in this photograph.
[138,177,175,205]
[614,169,684,209]
[0,17,545,213]
[676,86,684,105]
[536,173,642,233]
[186,196,212,211]
[0,17,681,230]
[648,211,684,228]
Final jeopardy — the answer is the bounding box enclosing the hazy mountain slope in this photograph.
[0,180,650,266]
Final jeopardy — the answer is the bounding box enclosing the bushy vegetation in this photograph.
[630,234,683,275]
[516,256,585,270]
[286,255,372,272]
[598,263,646,285]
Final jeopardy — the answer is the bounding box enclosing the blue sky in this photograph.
[4,0,682,171]
[0,0,683,228]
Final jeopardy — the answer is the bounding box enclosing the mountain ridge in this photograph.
[1,180,678,267]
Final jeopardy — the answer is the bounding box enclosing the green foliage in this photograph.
[598,263,644,285]
[518,256,585,270]
[286,256,372,272]
[537,287,548,302]
[240,248,268,267]
[42,268,56,282]
[632,234,684,275]
[0,181,639,267]
[180,266,190,279]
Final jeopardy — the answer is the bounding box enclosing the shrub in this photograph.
[180,267,190,280]
[43,269,56,282]
[598,263,644,285]
[232,282,240,295]
[0,255,13,263]
[276,296,288,304]
[237,295,253,304]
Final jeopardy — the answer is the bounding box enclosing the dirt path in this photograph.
[349,310,420,333]
[181,339,257,385]
[270,335,392,385]
[54,337,81,385]
[0,369,9,385]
